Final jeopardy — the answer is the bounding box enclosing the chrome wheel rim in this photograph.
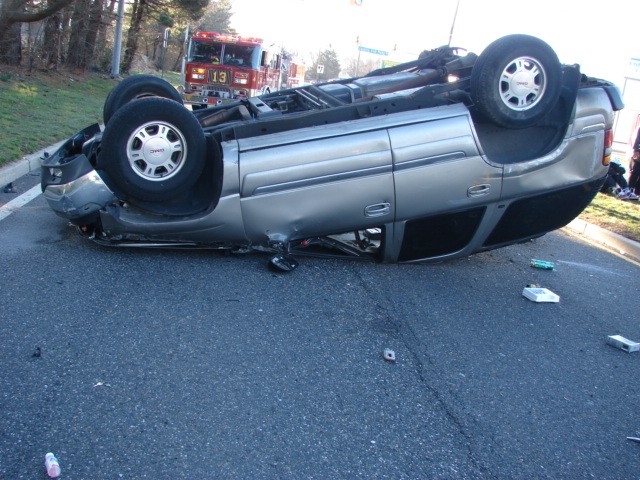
[499,56,547,111]
[126,121,187,181]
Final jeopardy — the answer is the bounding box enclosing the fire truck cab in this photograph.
[181,31,282,107]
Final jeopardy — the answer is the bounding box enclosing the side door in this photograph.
[389,114,503,261]
[238,126,394,243]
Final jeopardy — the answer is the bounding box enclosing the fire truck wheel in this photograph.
[470,34,561,128]
[97,98,206,203]
[103,74,184,125]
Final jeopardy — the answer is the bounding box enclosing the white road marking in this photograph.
[0,184,42,222]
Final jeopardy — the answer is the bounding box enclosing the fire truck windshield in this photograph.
[187,40,261,69]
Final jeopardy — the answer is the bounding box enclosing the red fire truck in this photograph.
[180,31,283,106]
[285,62,306,89]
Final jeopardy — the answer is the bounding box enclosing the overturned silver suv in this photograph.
[41,34,623,270]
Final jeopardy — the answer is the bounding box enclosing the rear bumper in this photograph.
[42,167,115,221]
[41,127,115,222]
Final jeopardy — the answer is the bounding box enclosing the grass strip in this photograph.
[580,193,640,243]
[0,69,114,166]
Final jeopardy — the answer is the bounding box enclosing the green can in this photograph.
[530,259,555,270]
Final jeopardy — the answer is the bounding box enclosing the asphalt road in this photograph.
[1,173,639,479]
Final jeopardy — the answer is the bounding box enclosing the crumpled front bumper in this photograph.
[41,124,116,223]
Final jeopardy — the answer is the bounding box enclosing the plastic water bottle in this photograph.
[45,452,61,478]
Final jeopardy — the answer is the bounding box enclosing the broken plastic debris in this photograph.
[522,287,560,303]
[383,348,396,362]
[607,335,640,353]
[45,452,61,478]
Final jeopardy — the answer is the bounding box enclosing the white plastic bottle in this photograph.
[45,452,61,478]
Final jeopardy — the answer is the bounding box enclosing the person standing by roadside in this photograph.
[630,127,640,195]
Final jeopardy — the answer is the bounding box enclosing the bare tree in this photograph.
[121,0,147,72]
[0,0,213,72]
[196,0,232,32]
[43,11,63,69]
[342,55,380,77]
[121,0,209,73]
[66,0,91,68]
[82,0,107,68]
[0,0,75,64]
[94,0,117,69]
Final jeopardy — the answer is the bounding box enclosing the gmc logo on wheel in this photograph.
[150,149,165,154]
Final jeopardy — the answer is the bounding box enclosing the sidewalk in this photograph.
[2,143,640,264]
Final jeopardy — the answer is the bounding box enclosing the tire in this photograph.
[97,97,206,203]
[470,34,561,128]
[103,74,184,125]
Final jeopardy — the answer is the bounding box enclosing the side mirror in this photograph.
[261,51,271,67]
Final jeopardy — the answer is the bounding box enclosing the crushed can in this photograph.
[530,259,555,270]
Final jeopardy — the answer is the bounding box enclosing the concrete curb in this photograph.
[0,140,65,188]
[2,144,640,264]
[565,218,640,264]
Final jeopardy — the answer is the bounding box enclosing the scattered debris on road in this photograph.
[522,287,560,303]
[383,348,396,362]
[530,259,555,270]
[607,335,640,353]
[45,452,61,478]
[93,381,112,388]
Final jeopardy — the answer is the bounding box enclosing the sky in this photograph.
[228,0,639,89]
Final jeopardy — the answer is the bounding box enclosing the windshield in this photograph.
[187,40,261,69]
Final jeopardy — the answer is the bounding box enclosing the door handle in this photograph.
[364,202,391,217]
[467,184,491,198]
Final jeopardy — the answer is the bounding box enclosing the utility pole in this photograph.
[161,28,170,78]
[355,36,361,77]
[110,0,125,78]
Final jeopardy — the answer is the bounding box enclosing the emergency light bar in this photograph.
[192,31,263,45]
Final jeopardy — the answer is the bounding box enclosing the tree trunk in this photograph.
[172,42,184,72]
[43,11,63,69]
[59,4,74,65]
[95,0,116,62]
[82,0,105,68]
[0,0,75,66]
[0,0,23,65]
[66,0,91,69]
[0,21,22,65]
[151,34,161,63]
[121,0,146,73]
